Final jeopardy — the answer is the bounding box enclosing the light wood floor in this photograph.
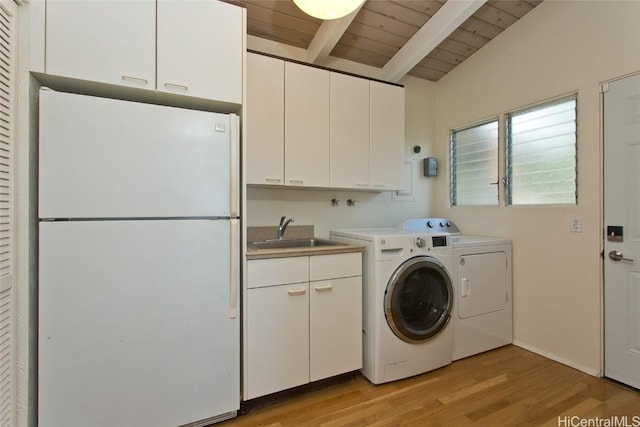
[223,345,640,427]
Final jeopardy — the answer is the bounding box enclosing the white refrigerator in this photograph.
[38,89,240,427]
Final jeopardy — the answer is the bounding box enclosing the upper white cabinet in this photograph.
[157,0,242,103]
[330,72,370,189]
[284,62,330,188]
[370,81,405,190]
[46,1,156,90]
[246,53,285,185]
[245,54,405,191]
[45,0,243,104]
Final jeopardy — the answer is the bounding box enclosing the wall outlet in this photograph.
[570,216,583,233]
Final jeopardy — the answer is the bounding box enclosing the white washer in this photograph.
[330,227,454,384]
[403,219,513,361]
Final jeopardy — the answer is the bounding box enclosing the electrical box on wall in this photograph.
[423,157,437,177]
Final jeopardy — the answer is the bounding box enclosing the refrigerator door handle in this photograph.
[229,114,239,218]
[229,219,239,319]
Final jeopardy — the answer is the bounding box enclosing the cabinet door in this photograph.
[46,0,155,89]
[246,283,309,399]
[246,53,285,185]
[285,62,330,187]
[310,276,362,381]
[370,81,405,190]
[330,73,370,189]
[157,0,242,103]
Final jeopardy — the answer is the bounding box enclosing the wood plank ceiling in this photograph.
[224,0,543,82]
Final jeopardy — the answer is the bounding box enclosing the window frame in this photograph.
[505,94,578,206]
[449,117,500,207]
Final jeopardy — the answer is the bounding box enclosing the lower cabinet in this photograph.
[246,252,362,399]
[247,282,310,399]
[310,275,362,382]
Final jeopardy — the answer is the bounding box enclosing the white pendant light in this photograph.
[293,0,365,20]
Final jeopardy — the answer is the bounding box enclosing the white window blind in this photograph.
[0,1,15,426]
[450,120,499,206]
[507,96,577,205]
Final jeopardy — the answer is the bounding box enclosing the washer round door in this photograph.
[384,256,453,344]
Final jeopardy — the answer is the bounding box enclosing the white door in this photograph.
[46,0,155,89]
[39,90,237,218]
[310,276,362,381]
[457,252,507,319]
[284,62,330,187]
[39,220,239,427]
[157,0,243,103]
[0,1,17,425]
[330,72,370,189]
[246,283,310,399]
[604,72,640,389]
[370,81,405,190]
[246,53,285,185]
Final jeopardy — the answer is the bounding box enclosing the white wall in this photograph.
[434,0,640,374]
[247,75,438,236]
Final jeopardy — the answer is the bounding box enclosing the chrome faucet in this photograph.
[278,216,294,240]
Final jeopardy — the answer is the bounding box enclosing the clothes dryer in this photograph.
[330,228,454,384]
[402,219,513,360]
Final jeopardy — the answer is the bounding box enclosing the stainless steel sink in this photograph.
[249,238,345,250]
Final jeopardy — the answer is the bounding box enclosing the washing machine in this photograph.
[330,227,454,384]
[403,219,513,361]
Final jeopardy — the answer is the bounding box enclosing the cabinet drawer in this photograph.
[248,257,309,288]
[310,252,362,281]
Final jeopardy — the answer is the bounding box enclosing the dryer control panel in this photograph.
[407,233,451,257]
[431,235,448,247]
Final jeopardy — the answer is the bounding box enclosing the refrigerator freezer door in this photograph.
[38,90,238,219]
[38,220,239,427]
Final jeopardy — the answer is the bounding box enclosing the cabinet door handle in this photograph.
[121,75,148,85]
[314,284,333,292]
[289,180,304,184]
[373,184,386,189]
[287,288,306,296]
[356,183,369,188]
[163,82,189,91]
[265,178,282,183]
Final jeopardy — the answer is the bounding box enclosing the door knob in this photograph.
[608,250,634,262]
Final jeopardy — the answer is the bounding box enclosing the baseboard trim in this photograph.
[512,340,602,377]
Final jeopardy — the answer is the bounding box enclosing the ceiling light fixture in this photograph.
[293,0,365,20]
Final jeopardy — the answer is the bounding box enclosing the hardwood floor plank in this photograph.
[224,346,640,427]
[474,396,539,426]
[438,374,509,404]
[542,382,589,409]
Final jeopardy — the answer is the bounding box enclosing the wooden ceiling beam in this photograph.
[381,0,487,83]
[306,3,365,65]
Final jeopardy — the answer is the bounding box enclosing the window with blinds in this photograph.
[506,96,577,205]
[0,1,15,426]
[450,119,499,206]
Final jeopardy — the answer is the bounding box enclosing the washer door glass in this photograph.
[384,256,453,343]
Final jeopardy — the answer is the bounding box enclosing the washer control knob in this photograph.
[426,221,434,228]
[446,221,452,227]
[415,237,426,248]
[439,221,445,227]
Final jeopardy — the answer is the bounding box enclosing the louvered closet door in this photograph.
[0,1,16,426]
